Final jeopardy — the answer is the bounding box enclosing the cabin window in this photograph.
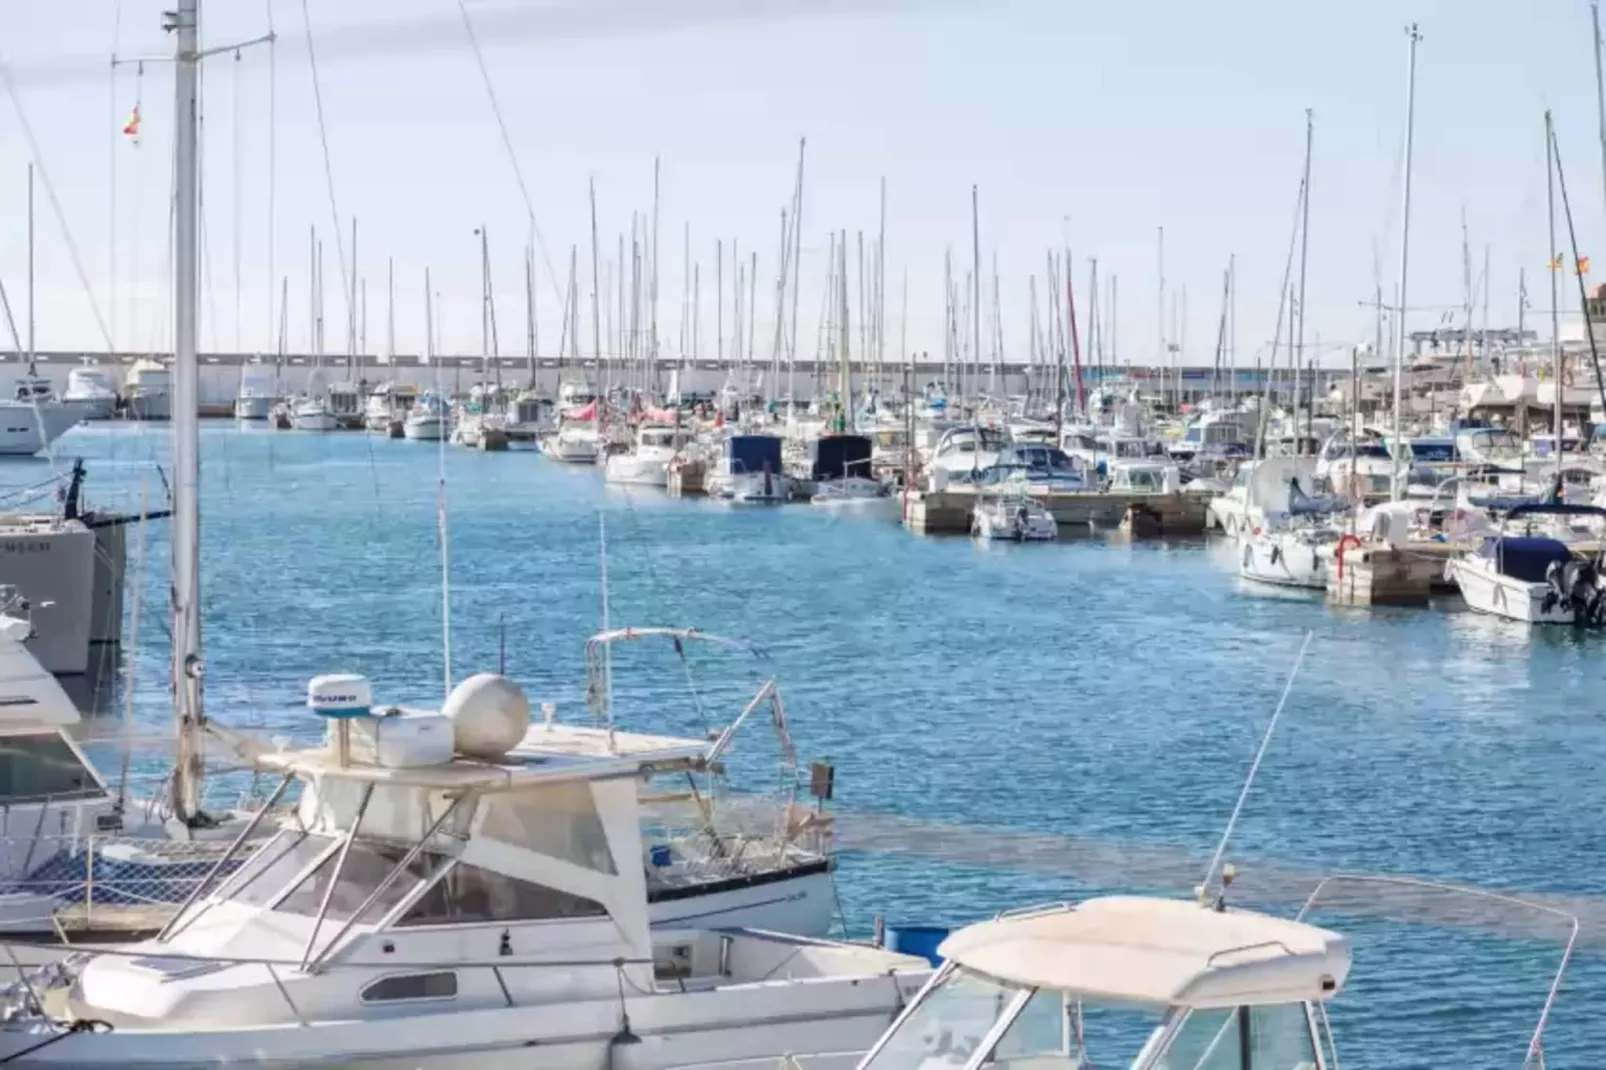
[862,966,1020,1070]
[1152,1007,1242,1069]
[360,971,458,1003]
[275,838,443,922]
[479,784,617,874]
[1246,1003,1318,1068]
[0,732,103,803]
[984,988,1065,1066]
[398,861,605,925]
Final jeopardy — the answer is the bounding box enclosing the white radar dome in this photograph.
[443,673,530,759]
[307,674,372,717]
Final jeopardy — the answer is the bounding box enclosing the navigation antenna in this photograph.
[1197,630,1313,910]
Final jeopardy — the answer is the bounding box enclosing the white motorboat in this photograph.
[0,398,82,456]
[404,392,450,441]
[926,425,1005,480]
[811,477,900,521]
[0,669,931,1066]
[289,395,338,431]
[706,434,792,502]
[123,358,171,421]
[62,368,119,421]
[506,389,554,442]
[232,364,278,421]
[364,382,418,431]
[972,491,1058,541]
[1444,503,1606,625]
[545,420,600,463]
[603,423,689,487]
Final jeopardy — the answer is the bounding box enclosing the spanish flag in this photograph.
[1550,254,1564,270]
[1579,255,1592,276]
[122,106,140,138]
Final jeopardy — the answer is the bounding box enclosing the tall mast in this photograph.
[1547,110,1563,479]
[1157,225,1166,409]
[971,185,984,398]
[589,178,601,384]
[525,244,536,385]
[26,164,34,371]
[167,0,204,825]
[787,139,807,387]
[1390,24,1421,502]
[840,231,853,432]
[1296,109,1313,453]
[650,156,660,393]
[386,256,395,360]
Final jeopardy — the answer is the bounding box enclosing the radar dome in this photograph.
[442,673,530,759]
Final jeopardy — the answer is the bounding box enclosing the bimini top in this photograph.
[937,896,1350,1010]
[245,721,709,792]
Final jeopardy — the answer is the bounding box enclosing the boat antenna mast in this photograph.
[1197,630,1313,910]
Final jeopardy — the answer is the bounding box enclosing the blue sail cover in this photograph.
[1286,479,1344,516]
[810,435,873,481]
[1480,536,1573,583]
[725,435,783,474]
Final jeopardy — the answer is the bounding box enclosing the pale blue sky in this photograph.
[0,0,1601,369]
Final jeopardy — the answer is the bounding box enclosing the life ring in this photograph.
[1334,534,1364,581]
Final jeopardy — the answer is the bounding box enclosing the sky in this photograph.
[0,0,1603,370]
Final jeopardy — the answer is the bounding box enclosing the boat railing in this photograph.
[0,833,245,935]
[1296,874,1578,1070]
[0,937,664,1033]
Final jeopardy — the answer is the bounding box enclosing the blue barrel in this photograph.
[886,925,950,967]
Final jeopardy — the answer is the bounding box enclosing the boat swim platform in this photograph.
[903,488,1211,536]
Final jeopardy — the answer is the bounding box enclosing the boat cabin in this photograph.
[1107,460,1180,494]
[721,434,784,475]
[811,435,875,481]
[858,896,1349,1070]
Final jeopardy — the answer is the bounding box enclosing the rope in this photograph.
[298,0,353,346]
[0,64,116,351]
[453,0,565,308]
[0,1019,113,1064]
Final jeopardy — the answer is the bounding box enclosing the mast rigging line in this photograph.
[299,0,354,350]
[0,63,117,352]
[454,0,566,311]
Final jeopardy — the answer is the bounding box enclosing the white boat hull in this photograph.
[1446,556,1574,624]
[1239,533,1327,589]
[0,403,82,455]
[603,454,672,487]
[648,866,835,935]
[404,417,447,441]
[63,394,118,421]
[972,502,1058,541]
[290,408,338,432]
[233,395,273,421]
[124,391,170,421]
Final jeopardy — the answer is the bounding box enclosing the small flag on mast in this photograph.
[122,106,141,139]
[1578,255,1592,276]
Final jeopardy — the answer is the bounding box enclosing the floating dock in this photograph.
[903,489,1211,536]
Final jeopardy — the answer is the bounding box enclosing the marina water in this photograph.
[18,421,1606,1065]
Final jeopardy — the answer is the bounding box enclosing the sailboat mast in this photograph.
[840,231,853,433]
[971,185,984,399]
[1547,110,1563,478]
[26,164,34,370]
[589,178,601,383]
[1295,109,1312,454]
[1593,0,1606,223]
[167,0,204,825]
[1390,24,1421,502]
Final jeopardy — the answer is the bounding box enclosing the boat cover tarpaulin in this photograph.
[565,400,597,421]
[810,435,873,480]
[1481,536,1573,583]
[641,405,678,423]
[725,435,783,474]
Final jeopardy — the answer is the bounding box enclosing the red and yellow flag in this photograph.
[1578,255,1592,276]
[122,106,140,138]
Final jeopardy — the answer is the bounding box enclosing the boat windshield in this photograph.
[862,965,1166,1070]
[640,428,682,449]
[215,829,444,925]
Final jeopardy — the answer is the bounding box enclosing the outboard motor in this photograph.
[1545,558,1606,626]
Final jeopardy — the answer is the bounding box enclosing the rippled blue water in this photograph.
[13,421,1606,1065]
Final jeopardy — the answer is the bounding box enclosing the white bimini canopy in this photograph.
[938,896,1351,1010]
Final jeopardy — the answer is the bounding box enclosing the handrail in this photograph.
[1201,939,1297,968]
[1296,873,1579,1070]
[0,937,657,972]
[156,771,293,942]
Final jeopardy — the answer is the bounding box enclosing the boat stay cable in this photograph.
[1198,629,1313,907]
